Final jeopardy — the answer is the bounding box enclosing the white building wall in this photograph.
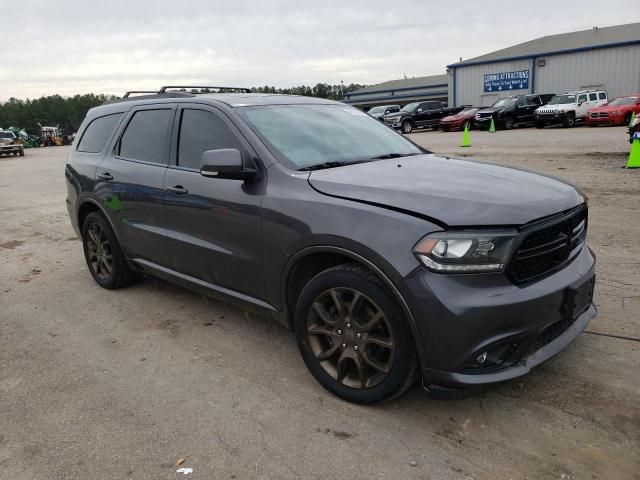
[449,44,640,107]
[534,45,640,98]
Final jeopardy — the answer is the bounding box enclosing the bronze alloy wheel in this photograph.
[306,287,395,389]
[85,222,113,281]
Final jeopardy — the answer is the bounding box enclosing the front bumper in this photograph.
[475,117,497,129]
[587,115,624,126]
[0,145,22,154]
[384,120,402,129]
[398,246,596,392]
[535,112,568,124]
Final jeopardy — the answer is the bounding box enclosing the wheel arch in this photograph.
[76,198,128,256]
[282,245,427,367]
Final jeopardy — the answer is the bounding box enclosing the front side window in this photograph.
[177,109,243,170]
[77,113,123,153]
[118,109,173,164]
[578,94,588,104]
[240,105,422,170]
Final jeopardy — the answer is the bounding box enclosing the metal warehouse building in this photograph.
[447,23,640,107]
[343,74,448,109]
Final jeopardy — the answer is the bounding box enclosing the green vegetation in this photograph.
[0,83,366,135]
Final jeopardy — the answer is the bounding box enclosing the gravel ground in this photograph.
[0,126,638,480]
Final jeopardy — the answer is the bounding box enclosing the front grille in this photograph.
[507,205,587,284]
[476,112,493,119]
[590,112,608,118]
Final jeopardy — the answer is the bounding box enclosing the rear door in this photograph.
[95,104,175,266]
[163,104,266,300]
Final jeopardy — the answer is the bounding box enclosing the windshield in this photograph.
[0,131,14,139]
[548,94,576,105]
[401,103,418,112]
[368,106,385,114]
[458,108,478,115]
[240,105,422,170]
[608,97,637,106]
[492,98,517,109]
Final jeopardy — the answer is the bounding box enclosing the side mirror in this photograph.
[417,109,423,113]
[200,148,256,181]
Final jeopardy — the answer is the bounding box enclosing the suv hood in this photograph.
[537,104,573,112]
[308,155,584,227]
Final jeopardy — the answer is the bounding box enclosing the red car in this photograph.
[439,108,478,131]
[587,95,640,127]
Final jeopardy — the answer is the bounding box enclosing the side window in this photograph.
[77,113,123,153]
[177,109,244,170]
[598,92,607,100]
[527,97,541,106]
[577,94,588,104]
[589,93,598,101]
[118,109,173,164]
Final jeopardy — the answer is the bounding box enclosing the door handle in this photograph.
[98,172,113,181]
[166,185,189,195]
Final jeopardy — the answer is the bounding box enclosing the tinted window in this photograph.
[589,93,598,101]
[77,113,123,153]
[118,109,172,163]
[178,109,243,170]
[598,92,607,100]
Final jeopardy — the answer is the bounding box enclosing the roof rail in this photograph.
[123,90,160,98]
[158,85,252,94]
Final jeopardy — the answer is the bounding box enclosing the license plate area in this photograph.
[563,275,595,320]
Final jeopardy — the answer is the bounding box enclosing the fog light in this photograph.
[476,352,488,364]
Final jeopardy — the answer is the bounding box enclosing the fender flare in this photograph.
[76,197,129,256]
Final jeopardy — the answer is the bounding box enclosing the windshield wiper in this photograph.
[369,152,420,160]
[298,161,350,171]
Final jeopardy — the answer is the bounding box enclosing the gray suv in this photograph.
[65,86,596,403]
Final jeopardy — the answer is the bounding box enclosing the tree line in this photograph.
[0,83,366,135]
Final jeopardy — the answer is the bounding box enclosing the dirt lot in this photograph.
[1,126,639,480]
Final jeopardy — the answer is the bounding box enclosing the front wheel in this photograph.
[563,113,575,128]
[82,212,137,289]
[504,116,515,130]
[401,120,413,134]
[294,264,418,404]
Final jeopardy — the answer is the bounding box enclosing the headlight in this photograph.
[612,110,621,115]
[413,231,516,273]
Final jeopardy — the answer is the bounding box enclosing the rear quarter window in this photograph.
[599,92,607,100]
[77,113,123,153]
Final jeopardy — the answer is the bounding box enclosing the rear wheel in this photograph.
[401,121,413,134]
[82,212,136,289]
[18,148,24,157]
[294,264,418,404]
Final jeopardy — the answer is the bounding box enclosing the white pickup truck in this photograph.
[534,90,608,128]
[0,130,25,156]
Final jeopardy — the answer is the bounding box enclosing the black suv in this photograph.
[383,101,464,133]
[475,94,555,130]
[66,86,596,404]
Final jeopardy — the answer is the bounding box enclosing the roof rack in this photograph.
[123,90,159,98]
[158,85,252,94]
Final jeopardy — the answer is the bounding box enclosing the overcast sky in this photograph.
[1,0,638,100]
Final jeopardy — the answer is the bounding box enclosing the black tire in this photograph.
[294,263,418,404]
[82,212,136,289]
[431,124,439,131]
[401,120,413,134]
[535,121,545,129]
[504,116,515,130]
[19,148,24,157]
[563,112,575,128]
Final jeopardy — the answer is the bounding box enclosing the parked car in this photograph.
[384,101,464,134]
[0,130,25,156]
[535,90,608,128]
[475,94,555,130]
[367,104,400,121]
[587,95,640,127]
[439,108,478,131]
[66,88,596,404]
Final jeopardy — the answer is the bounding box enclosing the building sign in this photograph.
[484,70,529,92]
